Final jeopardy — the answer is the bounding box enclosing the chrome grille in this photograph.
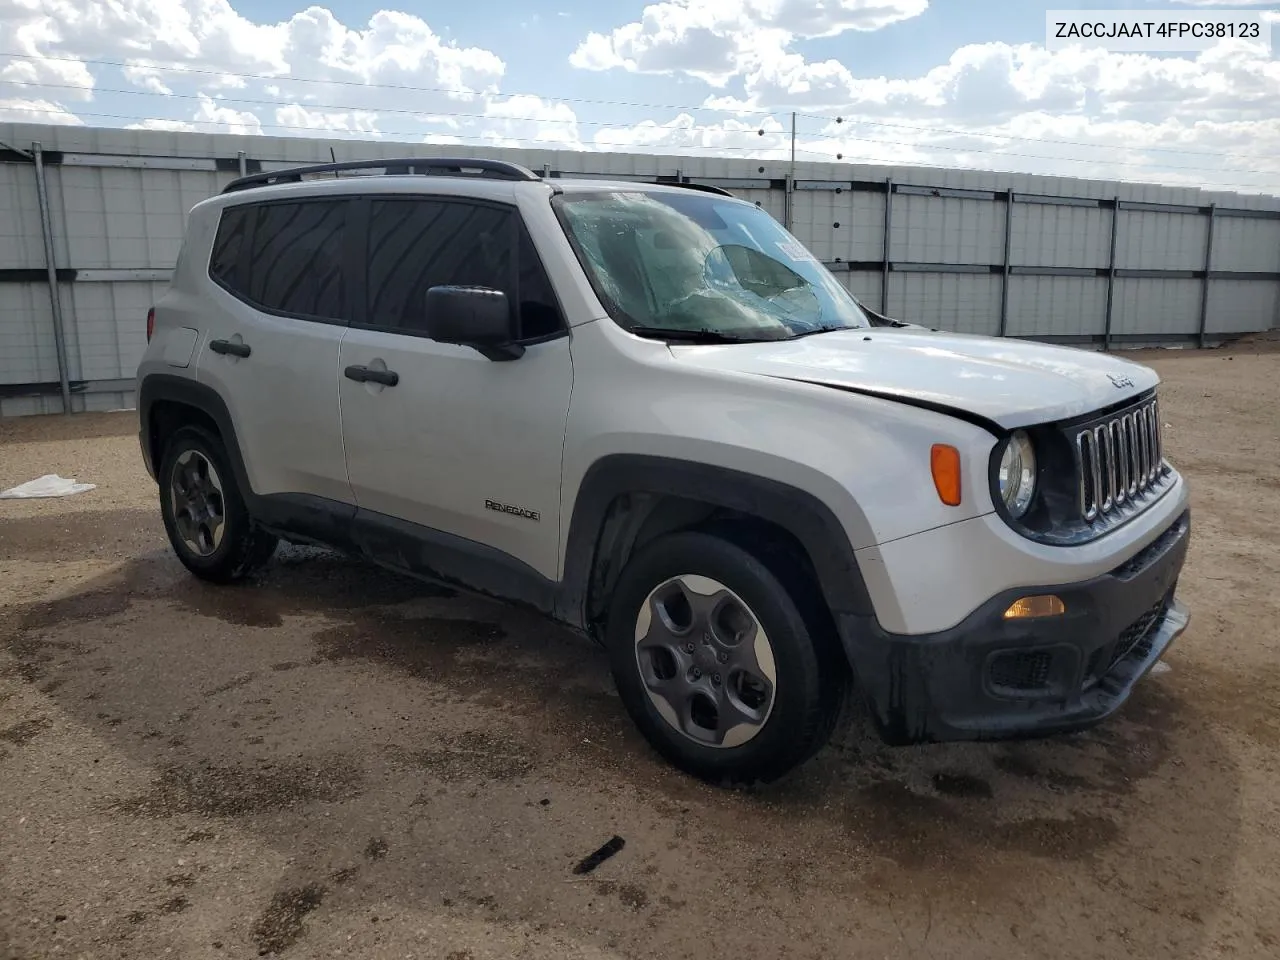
[1075,396,1165,522]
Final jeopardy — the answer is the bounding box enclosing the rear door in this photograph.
[337,195,572,581]
[198,197,354,507]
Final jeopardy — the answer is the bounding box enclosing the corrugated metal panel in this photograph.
[0,283,58,384]
[1005,276,1108,337]
[888,274,1002,335]
[890,195,1004,265]
[840,272,882,308]
[1012,203,1110,269]
[1211,218,1280,274]
[64,281,161,380]
[790,190,883,263]
[0,162,44,270]
[1205,281,1280,334]
[1118,210,1209,271]
[1112,278,1202,335]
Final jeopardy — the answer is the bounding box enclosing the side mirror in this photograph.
[424,286,524,360]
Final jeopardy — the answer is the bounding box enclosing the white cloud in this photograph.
[125,117,197,131]
[0,2,506,105]
[190,92,261,135]
[0,97,85,124]
[481,95,582,149]
[593,112,789,155]
[570,0,927,84]
[275,103,380,136]
[122,64,173,96]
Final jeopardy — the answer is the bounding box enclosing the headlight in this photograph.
[998,431,1036,518]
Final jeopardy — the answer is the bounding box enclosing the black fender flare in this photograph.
[555,454,875,631]
[138,374,247,490]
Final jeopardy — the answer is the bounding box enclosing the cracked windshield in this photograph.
[556,191,870,340]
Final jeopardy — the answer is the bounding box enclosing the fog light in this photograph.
[1003,595,1066,619]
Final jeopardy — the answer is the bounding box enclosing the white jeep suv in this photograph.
[136,158,1191,785]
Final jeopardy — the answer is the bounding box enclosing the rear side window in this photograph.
[365,198,564,339]
[247,200,349,322]
[209,206,251,292]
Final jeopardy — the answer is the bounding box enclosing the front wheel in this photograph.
[605,530,846,785]
[158,425,277,583]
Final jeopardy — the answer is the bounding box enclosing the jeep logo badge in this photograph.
[1108,373,1134,389]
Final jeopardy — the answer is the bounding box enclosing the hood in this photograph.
[668,328,1160,430]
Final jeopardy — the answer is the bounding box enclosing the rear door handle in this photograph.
[209,339,251,358]
[344,364,399,387]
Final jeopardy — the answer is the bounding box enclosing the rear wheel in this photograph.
[158,425,276,583]
[605,530,846,785]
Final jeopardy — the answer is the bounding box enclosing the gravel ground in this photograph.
[2,344,1279,960]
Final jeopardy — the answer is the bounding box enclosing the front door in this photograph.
[338,196,572,582]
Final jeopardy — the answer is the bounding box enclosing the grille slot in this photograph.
[1075,396,1166,522]
[1086,598,1167,682]
[988,651,1053,693]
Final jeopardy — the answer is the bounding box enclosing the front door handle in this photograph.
[344,364,399,387]
[209,339,251,358]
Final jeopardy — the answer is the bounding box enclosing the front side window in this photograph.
[365,198,563,340]
[246,200,348,321]
[554,190,869,341]
[367,199,511,334]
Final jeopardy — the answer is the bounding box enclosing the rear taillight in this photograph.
[146,307,156,342]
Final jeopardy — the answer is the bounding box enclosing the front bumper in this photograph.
[840,510,1191,745]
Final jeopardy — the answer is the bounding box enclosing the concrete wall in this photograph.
[3,122,1279,416]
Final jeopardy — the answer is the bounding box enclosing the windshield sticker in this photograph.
[776,239,817,262]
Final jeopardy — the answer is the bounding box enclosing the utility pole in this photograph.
[785,111,797,230]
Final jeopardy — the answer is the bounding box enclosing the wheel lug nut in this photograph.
[692,668,702,679]
[713,673,722,686]
[685,642,695,653]
[718,652,728,663]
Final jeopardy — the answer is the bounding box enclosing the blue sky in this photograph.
[1,1,1277,192]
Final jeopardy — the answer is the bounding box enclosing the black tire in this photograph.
[158,424,277,583]
[605,530,847,786]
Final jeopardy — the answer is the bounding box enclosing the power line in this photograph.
[0,79,784,133]
[0,50,778,116]
[798,112,1280,164]
[6,77,1275,181]
[802,127,1278,176]
[0,106,815,156]
[6,104,1271,191]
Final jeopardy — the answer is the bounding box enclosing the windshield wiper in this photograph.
[627,325,770,344]
[788,324,862,340]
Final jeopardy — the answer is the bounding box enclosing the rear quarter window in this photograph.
[209,205,251,292]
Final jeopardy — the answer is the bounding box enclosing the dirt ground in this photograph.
[2,343,1279,960]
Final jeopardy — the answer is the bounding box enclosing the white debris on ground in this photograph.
[1151,661,1172,675]
[0,474,96,499]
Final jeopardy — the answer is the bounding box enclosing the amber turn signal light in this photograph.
[930,444,962,506]
[1003,595,1066,619]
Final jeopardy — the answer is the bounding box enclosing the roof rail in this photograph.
[664,181,735,198]
[221,157,541,194]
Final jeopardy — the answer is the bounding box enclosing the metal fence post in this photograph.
[998,190,1014,337]
[1102,197,1120,351]
[881,178,893,314]
[237,149,247,178]
[1198,203,1216,349]
[32,142,73,415]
